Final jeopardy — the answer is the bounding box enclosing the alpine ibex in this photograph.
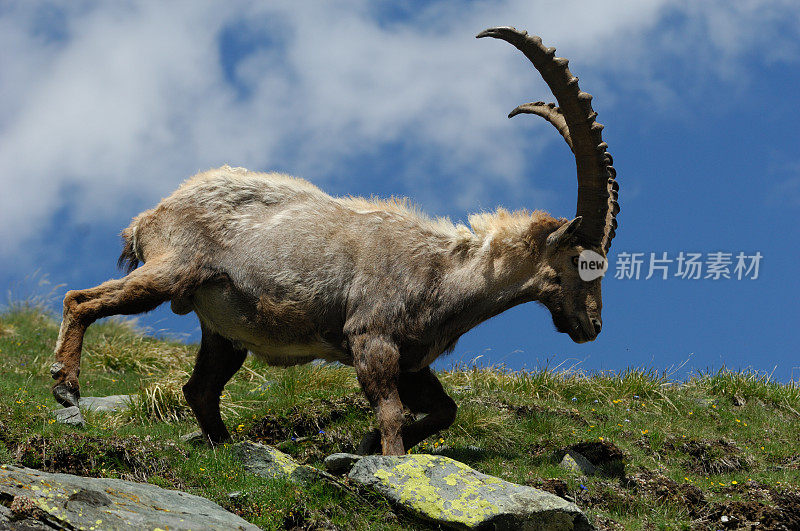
[51,27,619,455]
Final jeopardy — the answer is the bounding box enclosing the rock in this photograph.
[0,464,257,530]
[78,395,133,412]
[732,393,746,407]
[234,441,337,486]
[52,395,134,426]
[565,441,625,466]
[52,406,85,426]
[560,441,625,477]
[560,451,596,476]
[324,453,363,475]
[180,430,205,444]
[348,454,593,530]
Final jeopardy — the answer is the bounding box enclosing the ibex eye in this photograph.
[554,276,562,285]
[571,256,579,268]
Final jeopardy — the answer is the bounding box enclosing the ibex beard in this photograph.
[50,27,618,456]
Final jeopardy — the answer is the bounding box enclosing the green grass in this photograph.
[1,306,799,530]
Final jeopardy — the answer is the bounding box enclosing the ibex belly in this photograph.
[186,281,348,367]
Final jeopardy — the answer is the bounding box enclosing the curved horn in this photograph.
[477,26,618,252]
[509,102,572,150]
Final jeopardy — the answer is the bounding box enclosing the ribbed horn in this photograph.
[477,26,618,253]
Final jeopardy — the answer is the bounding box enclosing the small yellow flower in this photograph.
[688,411,693,415]
[732,480,738,485]
[735,419,741,423]
[598,437,604,441]
[641,429,649,435]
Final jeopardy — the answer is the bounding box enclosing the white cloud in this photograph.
[1,0,799,267]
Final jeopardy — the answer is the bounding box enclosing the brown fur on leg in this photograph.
[352,335,405,455]
[183,324,247,445]
[51,258,204,408]
[397,367,457,452]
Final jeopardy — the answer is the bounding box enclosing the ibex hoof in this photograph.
[52,381,80,408]
[50,362,65,378]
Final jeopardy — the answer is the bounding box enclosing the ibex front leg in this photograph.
[51,259,193,407]
[351,335,405,455]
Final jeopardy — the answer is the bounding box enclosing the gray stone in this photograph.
[78,395,133,412]
[559,451,596,476]
[52,406,84,427]
[323,453,362,475]
[234,441,337,486]
[180,430,204,444]
[52,395,134,427]
[0,464,257,530]
[348,454,593,530]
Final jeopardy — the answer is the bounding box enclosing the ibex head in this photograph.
[478,27,619,343]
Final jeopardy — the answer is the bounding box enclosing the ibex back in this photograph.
[51,27,619,455]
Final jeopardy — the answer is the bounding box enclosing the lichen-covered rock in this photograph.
[559,451,596,476]
[348,454,593,530]
[234,441,336,486]
[0,464,257,530]
[52,405,85,426]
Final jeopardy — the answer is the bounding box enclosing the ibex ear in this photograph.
[546,217,582,249]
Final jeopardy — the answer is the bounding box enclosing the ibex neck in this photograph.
[441,242,546,336]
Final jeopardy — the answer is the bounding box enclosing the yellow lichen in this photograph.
[373,455,502,526]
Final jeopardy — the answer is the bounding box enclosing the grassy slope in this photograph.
[1,306,798,530]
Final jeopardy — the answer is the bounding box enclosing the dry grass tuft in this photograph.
[0,321,15,338]
[130,368,193,422]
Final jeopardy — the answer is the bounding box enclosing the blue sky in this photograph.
[2,1,799,381]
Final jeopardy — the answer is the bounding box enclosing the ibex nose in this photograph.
[591,318,602,335]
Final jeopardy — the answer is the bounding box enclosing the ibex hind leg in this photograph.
[51,257,201,408]
[183,324,247,445]
[397,368,457,451]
